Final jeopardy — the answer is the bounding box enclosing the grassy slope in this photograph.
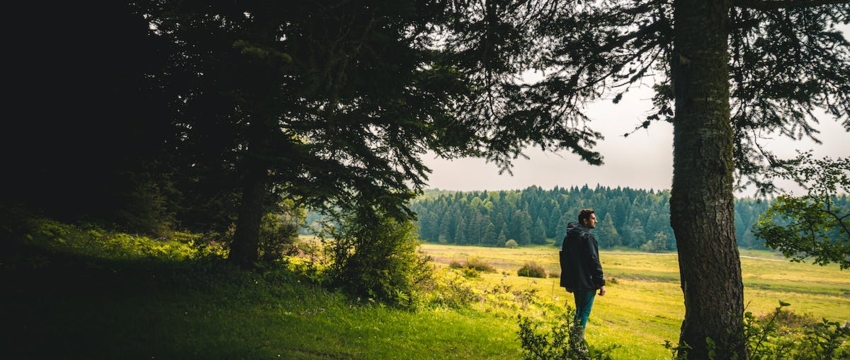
[3,253,524,360]
[3,223,848,360]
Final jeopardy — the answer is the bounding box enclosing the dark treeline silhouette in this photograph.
[406,185,779,251]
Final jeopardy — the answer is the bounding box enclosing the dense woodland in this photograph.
[307,186,848,253]
[407,186,766,250]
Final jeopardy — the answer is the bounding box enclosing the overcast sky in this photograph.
[422,67,849,196]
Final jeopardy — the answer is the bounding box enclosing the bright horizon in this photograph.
[422,87,849,197]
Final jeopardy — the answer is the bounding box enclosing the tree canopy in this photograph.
[754,153,850,269]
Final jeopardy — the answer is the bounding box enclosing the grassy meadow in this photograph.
[420,243,850,359]
[3,218,848,360]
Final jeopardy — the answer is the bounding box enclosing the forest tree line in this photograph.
[397,185,845,252]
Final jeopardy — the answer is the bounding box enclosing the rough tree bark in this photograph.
[670,0,746,359]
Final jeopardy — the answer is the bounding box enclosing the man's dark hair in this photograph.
[578,208,595,224]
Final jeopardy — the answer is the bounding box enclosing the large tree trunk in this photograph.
[227,163,266,269]
[227,121,272,269]
[671,1,746,359]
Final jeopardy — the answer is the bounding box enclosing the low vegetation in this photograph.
[3,214,848,359]
[517,262,547,279]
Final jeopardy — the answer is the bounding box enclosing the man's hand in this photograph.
[598,285,607,296]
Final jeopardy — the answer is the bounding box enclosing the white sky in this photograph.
[423,65,850,196]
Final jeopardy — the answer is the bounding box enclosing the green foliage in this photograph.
[517,262,547,278]
[506,239,519,248]
[465,257,498,273]
[6,214,848,360]
[667,301,850,360]
[742,301,850,360]
[115,176,176,238]
[449,257,497,273]
[447,257,497,279]
[754,154,850,269]
[419,268,482,309]
[517,308,619,360]
[640,232,670,253]
[321,206,433,309]
[461,267,481,279]
[9,216,226,264]
[411,186,770,252]
[257,200,304,266]
[4,215,525,359]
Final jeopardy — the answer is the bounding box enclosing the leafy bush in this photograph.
[461,267,481,278]
[666,301,850,360]
[743,301,849,360]
[257,212,299,265]
[517,262,547,278]
[420,268,482,309]
[517,307,618,360]
[115,176,176,238]
[448,257,496,278]
[506,239,519,248]
[466,257,497,272]
[322,206,433,309]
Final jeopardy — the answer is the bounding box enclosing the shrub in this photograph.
[115,177,175,238]
[506,239,519,248]
[321,205,432,309]
[420,268,481,309]
[257,212,299,265]
[461,267,480,279]
[666,301,850,360]
[743,301,849,360]
[517,307,618,360]
[517,262,546,278]
[465,257,497,272]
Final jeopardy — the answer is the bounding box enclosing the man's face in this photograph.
[584,214,598,229]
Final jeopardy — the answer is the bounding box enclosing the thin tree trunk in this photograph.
[671,0,746,359]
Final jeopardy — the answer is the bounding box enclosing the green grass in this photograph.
[3,218,848,360]
[420,243,850,359]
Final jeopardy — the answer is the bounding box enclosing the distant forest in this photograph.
[406,185,770,251]
[302,185,847,252]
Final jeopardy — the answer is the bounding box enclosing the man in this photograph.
[559,208,606,347]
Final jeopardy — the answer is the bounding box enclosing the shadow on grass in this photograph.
[1,240,285,360]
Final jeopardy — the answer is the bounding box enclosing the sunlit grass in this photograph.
[5,217,847,360]
[420,242,850,359]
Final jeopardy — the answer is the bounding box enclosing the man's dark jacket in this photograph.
[559,222,605,292]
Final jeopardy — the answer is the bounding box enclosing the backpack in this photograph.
[559,230,576,292]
